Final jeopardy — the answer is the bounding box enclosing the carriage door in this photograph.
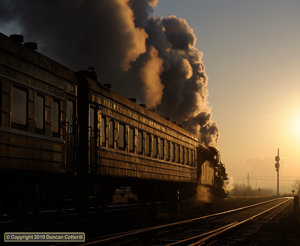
[66,98,78,172]
[89,105,97,173]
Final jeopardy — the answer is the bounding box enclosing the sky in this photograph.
[1,0,299,194]
[155,0,300,192]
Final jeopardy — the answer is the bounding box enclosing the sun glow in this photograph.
[289,112,300,144]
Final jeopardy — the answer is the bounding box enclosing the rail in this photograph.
[76,197,292,245]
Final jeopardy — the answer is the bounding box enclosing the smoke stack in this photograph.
[139,104,146,108]
[129,98,136,102]
[171,121,178,125]
[10,34,24,43]
[24,42,37,50]
[149,108,155,113]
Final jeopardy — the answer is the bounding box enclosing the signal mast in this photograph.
[275,148,280,197]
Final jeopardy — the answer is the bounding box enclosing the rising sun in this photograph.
[290,113,300,144]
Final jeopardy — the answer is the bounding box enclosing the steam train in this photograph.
[0,33,227,215]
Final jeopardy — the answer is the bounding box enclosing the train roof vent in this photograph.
[129,98,136,102]
[79,67,98,81]
[164,117,171,121]
[171,121,178,125]
[149,108,155,113]
[104,84,111,89]
[24,42,37,50]
[10,34,24,43]
[178,124,183,127]
[139,104,146,108]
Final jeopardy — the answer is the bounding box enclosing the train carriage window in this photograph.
[66,99,74,134]
[101,116,106,146]
[118,123,125,150]
[109,120,114,148]
[138,130,143,155]
[176,145,180,163]
[180,146,184,164]
[36,94,45,134]
[153,136,158,158]
[166,141,170,161]
[185,148,188,165]
[89,106,95,138]
[188,149,191,165]
[159,139,164,159]
[182,147,185,164]
[11,87,27,130]
[146,134,151,157]
[52,100,60,137]
[171,143,175,162]
[129,128,134,153]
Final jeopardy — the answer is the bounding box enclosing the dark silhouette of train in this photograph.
[0,33,227,215]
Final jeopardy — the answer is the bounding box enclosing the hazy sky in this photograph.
[1,0,299,193]
[154,0,300,192]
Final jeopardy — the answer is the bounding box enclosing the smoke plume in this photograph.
[0,0,219,146]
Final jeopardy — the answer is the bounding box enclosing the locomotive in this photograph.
[0,33,226,215]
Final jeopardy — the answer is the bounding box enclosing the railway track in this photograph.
[71,197,292,246]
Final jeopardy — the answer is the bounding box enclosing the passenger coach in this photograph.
[77,71,199,204]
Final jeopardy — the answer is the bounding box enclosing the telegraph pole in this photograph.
[247,173,249,190]
[275,148,280,197]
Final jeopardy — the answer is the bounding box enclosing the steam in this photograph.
[195,185,213,203]
[0,0,219,146]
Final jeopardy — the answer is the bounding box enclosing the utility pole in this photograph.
[275,148,280,197]
[247,173,249,190]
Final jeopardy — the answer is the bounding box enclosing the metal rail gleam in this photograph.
[73,197,292,246]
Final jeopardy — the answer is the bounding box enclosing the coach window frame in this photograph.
[35,93,45,134]
[129,127,135,153]
[89,105,96,139]
[171,142,175,162]
[145,133,151,157]
[11,85,28,131]
[66,98,75,134]
[138,130,143,155]
[166,141,170,161]
[185,148,190,165]
[118,122,125,151]
[101,116,106,146]
[153,136,158,158]
[52,100,60,138]
[176,144,180,163]
[109,120,114,149]
[159,138,164,160]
